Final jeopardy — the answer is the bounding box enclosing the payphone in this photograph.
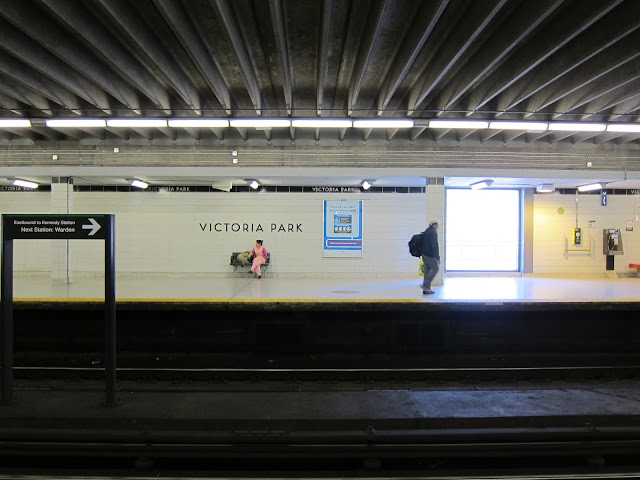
[603,228,624,274]
[573,227,581,245]
[603,229,624,255]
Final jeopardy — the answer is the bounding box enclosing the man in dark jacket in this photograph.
[421,219,440,294]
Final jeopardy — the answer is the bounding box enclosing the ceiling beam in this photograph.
[457,129,478,142]
[316,0,333,116]
[40,0,171,115]
[2,128,38,142]
[0,3,141,115]
[377,0,449,115]
[466,0,623,112]
[549,132,575,144]
[153,0,231,115]
[212,0,263,115]
[435,129,451,141]
[438,0,563,113]
[480,129,503,142]
[614,133,640,145]
[0,92,27,115]
[410,127,427,141]
[43,127,83,140]
[525,34,640,118]
[210,128,226,140]
[502,131,526,143]
[497,1,640,115]
[596,90,640,121]
[235,127,249,141]
[554,67,640,119]
[525,131,552,143]
[411,0,509,112]
[95,0,202,115]
[386,129,399,141]
[29,126,61,140]
[582,84,640,121]
[0,76,52,115]
[348,0,393,115]
[0,19,112,114]
[0,50,82,114]
[269,0,293,115]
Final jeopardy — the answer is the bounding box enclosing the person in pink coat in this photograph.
[250,239,268,279]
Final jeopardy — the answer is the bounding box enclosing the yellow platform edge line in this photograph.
[13,297,422,304]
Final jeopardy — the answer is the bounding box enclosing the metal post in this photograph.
[1,234,14,403]
[104,214,118,406]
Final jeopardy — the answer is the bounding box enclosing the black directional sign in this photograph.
[3,214,107,240]
[2,213,117,405]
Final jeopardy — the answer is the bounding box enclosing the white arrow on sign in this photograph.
[82,217,101,236]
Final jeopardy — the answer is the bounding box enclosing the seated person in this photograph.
[250,239,268,279]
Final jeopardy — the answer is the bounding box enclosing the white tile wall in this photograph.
[3,190,427,276]
[5,189,637,278]
[533,193,640,276]
[0,192,51,272]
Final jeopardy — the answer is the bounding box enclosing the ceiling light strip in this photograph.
[7,118,640,133]
[168,119,229,128]
[0,119,32,128]
[108,119,168,128]
[46,119,107,128]
[353,119,414,128]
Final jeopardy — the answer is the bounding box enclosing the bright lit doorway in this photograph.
[445,189,521,272]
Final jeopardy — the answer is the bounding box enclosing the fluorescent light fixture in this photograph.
[0,119,31,128]
[230,119,291,128]
[46,119,106,128]
[13,179,38,189]
[470,179,493,190]
[548,122,606,132]
[429,120,489,129]
[353,119,414,128]
[361,180,372,190]
[107,119,168,128]
[167,119,230,128]
[536,184,555,193]
[605,124,640,133]
[249,180,260,190]
[291,119,353,128]
[577,182,604,192]
[130,179,149,189]
[489,121,548,131]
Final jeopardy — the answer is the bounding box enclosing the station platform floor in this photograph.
[9,271,640,304]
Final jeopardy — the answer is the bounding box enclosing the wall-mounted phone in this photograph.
[603,229,624,255]
[573,227,581,245]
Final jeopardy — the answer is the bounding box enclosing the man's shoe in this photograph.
[258,275,261,279]
[422,288,435,294]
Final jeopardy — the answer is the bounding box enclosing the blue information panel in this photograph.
[323,200,363,257]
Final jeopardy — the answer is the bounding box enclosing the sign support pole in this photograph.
[104,215,117,406]
[1,237,14,403]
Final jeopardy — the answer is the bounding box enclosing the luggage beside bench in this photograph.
[230,252,270,276]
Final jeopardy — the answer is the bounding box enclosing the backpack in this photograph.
[408,232,424,257]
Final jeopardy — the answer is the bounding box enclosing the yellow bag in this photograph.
[418,258,424,276]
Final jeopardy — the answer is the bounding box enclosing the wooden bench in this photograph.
[630,264,640,277]
[230,252,270,276]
